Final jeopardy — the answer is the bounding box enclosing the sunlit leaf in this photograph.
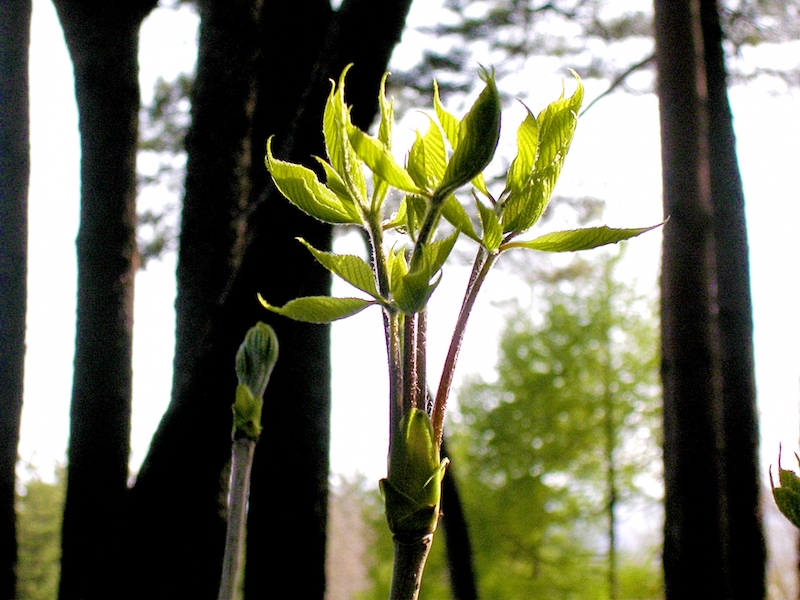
[502,223,662,253]
[442,195,480,242]
[506,107,539,194]
[265,138,360,224]
[377,72,393,147]
[258,294,375,323]
[348,126,423,194]
[407,116,447,191]
[477,199,502,252]
[434,80,460,149]
[437,67,501,201]
[298,238,381,299]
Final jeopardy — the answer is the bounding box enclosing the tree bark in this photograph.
[51,2,156,598]
[655,1,764,597]
[700,2,765,597]
[124,1,266,596]
[0,2,31,598]
[654,0,728,597]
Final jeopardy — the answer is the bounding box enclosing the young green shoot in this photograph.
[260,65,660,599]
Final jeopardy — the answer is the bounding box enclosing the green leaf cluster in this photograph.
[262,65,657,326]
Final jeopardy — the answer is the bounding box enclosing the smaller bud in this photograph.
[235,322,279,399]
[233,322,279,440]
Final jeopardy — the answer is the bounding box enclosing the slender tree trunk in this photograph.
[700,2,765,597]
[655,1,764,598]
[654,0,729,597]
[51,2,156,598]
[0,2,31,597]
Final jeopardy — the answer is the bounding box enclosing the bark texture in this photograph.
[51,2,156,598]
[654,0,763,597]
[0,2,31,598]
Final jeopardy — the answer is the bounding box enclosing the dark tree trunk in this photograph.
[654,0,728,597]
[654,0,764,598]
[124,2,266,596]
[0,2,31,598]
[440,441,479,600]
[125,1,414,597]
[51,2,156,598]
[700,2,765,597]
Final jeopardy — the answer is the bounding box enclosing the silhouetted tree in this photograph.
[654,0,763,597]
[50,2,158,598]
[0,2,31,597]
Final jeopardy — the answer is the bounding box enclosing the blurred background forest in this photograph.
[2,0,799,599]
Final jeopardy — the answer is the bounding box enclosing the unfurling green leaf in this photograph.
[377,72,393,147]
[381,408,449,535]
[258,294,375,323]
[506,107,539,194]
[297,238,381,300]
[265,138,360,225]
[392,230,458,314]
[232,322,278,440]
[435,67,501,201]
[477,199,502,252]
[407,116,447,191]
[502,223,663,253]
[323,65,367,203]
[772,447,800,529]
[441,195,480,243]
[501,72,583,234]
[348,126,423,195]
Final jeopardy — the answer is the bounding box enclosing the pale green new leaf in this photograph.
[377,72,393,147]
[265,139,360,224]
[387,246,409,291]
[383,198,408,231]
[258,294,375,323]
[437,67,501,200]
[407,116,447,190]
[442,195,480,242]
[501,74,583,234]
[434,80,460,149]
[502,223,662,253]
[314,157,356,207]
[348,126,422,194]
[535,72,583,172]
[393,267,441,315]
[297,238,381,299]
[477,199,502,252]
[506,107,539,194]
[323,66,367,202]
[417,229,459,275]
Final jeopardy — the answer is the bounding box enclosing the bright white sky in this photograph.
[21,0,800,507]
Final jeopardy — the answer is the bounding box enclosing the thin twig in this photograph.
[218,437,256,600]
[580,53,655,117]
